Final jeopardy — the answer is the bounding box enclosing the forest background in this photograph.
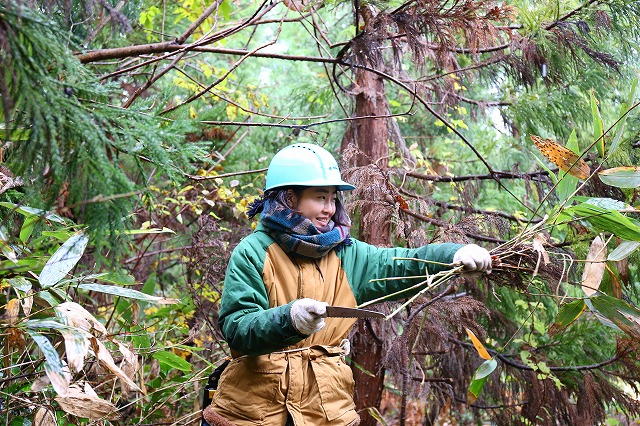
[2,0,640,425]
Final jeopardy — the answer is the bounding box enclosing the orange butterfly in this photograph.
[530,135,590,180]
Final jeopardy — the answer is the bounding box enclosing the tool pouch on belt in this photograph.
[201,358,230,426]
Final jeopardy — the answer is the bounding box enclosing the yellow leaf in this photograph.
[226,104,238,121]
[465,328,492,360]
[5,298,19,325]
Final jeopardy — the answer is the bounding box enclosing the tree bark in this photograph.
[348,58,391,426]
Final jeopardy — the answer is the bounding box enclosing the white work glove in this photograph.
[290,298,328,335]
[453,244,492,274]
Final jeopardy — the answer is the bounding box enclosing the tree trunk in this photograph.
[348,61,391,426]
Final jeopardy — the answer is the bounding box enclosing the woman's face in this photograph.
[287,186,338,229]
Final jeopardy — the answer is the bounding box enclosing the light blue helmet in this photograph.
[265,143,355,191]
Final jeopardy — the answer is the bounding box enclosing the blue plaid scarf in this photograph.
[260,199,352,258]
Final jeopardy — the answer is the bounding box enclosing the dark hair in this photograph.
[247,186,350,226]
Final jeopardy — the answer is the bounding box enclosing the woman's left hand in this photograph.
[453,244,492,274]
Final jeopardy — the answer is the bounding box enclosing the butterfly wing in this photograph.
[531,135,590,179]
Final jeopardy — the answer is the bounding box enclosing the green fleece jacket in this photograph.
[219,223,462,356]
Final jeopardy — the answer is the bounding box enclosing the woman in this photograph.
[203,143,491,426]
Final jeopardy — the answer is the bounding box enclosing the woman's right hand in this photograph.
[290,298,328,335]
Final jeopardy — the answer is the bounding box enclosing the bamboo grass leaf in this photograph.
[598,167,640,189]
[581,236,607,297]
[551,300,587,333]
[465,328,492,360]
[55,383,121,420]
[39,232,89,288]
[26,330,70,396]
[153,350,192,372]
[590,295,640,340]
[608,240,640,261]
[567,203,640,241]
[609,77,638,156]
[77,283,179,304]
[590,88,605,158]
[467,358,498,405]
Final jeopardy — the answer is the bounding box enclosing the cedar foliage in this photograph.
[0,3,202,254]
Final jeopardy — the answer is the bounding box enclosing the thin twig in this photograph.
[161,33,281,115]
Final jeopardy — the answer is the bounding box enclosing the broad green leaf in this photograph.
[609,77,638,156]
[556,130,579,203]
[598,167,640,189]
[34,287,68,307]
[37,290,62,307]
[41,230,75,242]
[152,350,192,372]
[590,88,605,158]
[218,0,232,20]
[532,153,558,185]
[553,299,586,329]
[465,328,492,360]
[26,330,70,396]
[608,240,640,261]
[8,277,32,293]
[77,283,179,304]
[19,216,38,243]
[590,295,640,340]
[567,203,640,241]
[467,358,497,404]
[581,236,606,297]
[58,273,108,286]
[39,232,89,288]
[473,358,498,380]
[0,258,46,278]
[131,325,151,350]
[98,272,136,286]
[0,226,18,263]
[583,197,630,211]
[25,318,76,330]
